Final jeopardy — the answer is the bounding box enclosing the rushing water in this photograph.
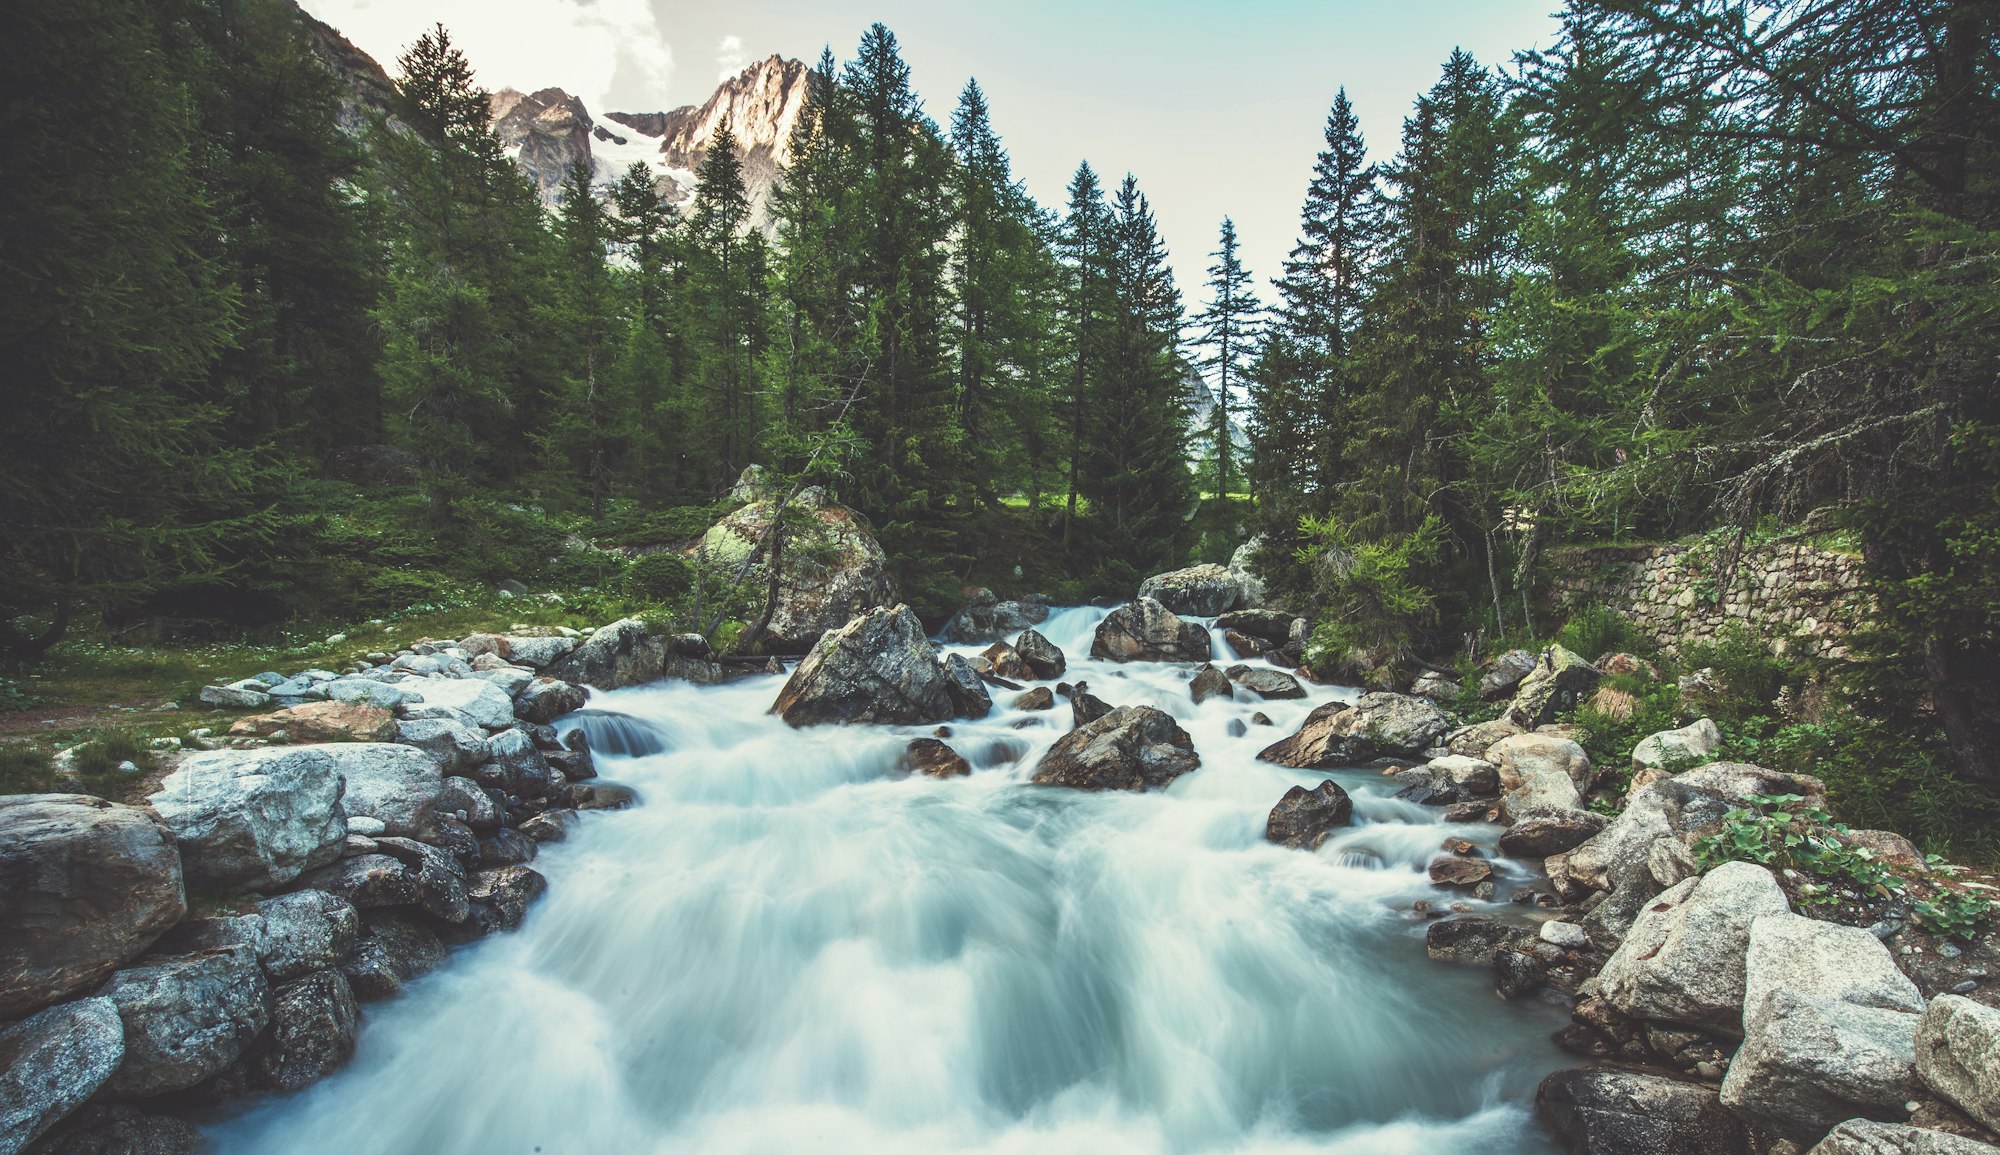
[206,606,1570,1155]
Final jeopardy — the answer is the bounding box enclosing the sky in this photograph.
[299,0,1562,300]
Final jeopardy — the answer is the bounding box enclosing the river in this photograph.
[205,605,1569,1154]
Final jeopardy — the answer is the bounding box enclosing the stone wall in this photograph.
[1547,538,1871,660]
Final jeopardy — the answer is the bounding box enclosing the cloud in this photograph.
[716,34,746,82]
[298,0,673,113]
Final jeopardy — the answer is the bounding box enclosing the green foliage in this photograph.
[1298,513,1444,662]
[1682,624,1791,719]
[1555,606,1646,663]
[0,747,56,795]
[70,733,150,777]
[1913,887,2000,943]
[1694,794,1907,905]
[625,553,694,602]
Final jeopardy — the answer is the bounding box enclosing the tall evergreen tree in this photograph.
[685,125,771,491]
[539,160,626,516]
[1056,161,1114,549]
[1191,217,1260,501]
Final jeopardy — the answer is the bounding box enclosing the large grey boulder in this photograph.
[1744,912,1925,1018]
[545,618,722,690]
[1597,861,1790,1034]
[941,653,992,720]
[337,912,446,1002]
[394,717,489,775]
[0,997,125,1155]
[1557,763,1828,894]
[1013,628,1066,680]
[98,947,270,1099]
[1138,563,1250,616]
[1090,598,1212,663]
[497,634,577,670]
[1264,780,1353,850]
[1444,718,1523,759]
[397,678,515,729]
[1505,645,1601,728]
[0,797,185,1019]
[1030,706,1200,792]
[771,605,956,727]
[315,743,441,837]
[1721,987,1924,1139]
[1257,692,1447,769]
[514,677,586,725]
[1534,1067,1753,1155]
[1489,733,1593,817]
[1498,807,1609,858]
[698,498,899,652]
[1479,650,1539,701]
[249,969,359,1093]
[1915,995,2000,1132]
[1634,718,1723,772]
[252,891,360,982]
[941,592,1050,644]
[1226,665,1307,700]
[1809,1120,2000,1154]
[148,748,347,891]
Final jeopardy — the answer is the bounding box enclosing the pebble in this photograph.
[1951,980,1978,994]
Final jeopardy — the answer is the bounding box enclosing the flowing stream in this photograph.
[206,606,1570,1154]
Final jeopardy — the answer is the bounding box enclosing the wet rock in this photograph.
[372,838,471,923]
[1257,692,1446,768]
[317,743,442,838]
[772,606,956,727]
[1250,711,1274,726]
[899,738,971,778]
[148,748,347,891]
[227,700,396,743]
[1634,718,1723,772]
[514,677,587,725]
[1070,688,1114,727]
[1031,706,1200,792]
[252,891,361,982]
[337,911,446,1001]
[1597,861,1790,1034]
[1915,996,2000,1132]
[0,998,126,1154]
[941,653,993,720]
[941,593,1051,645]
[20,1103,203,1155]
[1505,645,1602,729]
[1444,718,1523,759]
[1013,629,1066,680]
[570,782,637,811]
[1535,1067,1753,1155]
[478,829,537,869]
[1490,733,1594,818]
[1090,598,1212,663]
[545,617,723,689]
[98,947,269,1099]
[1222,629,1268,657]
[1011,687,1054,711]
[1226,665,1307,700]
[1499,807,1610,858]
[476,728,554,799]
[1189,664,1234,704]
[1808,1120,2000,1154]
[466,866,547,934]
[1496,946,1548,999]
[1426,918,1536,966]
[1480,650,1539,700]
[1263,780,1353,850]
[1429,856,1494,887]
[518,810,578,844]
[437,776,501,831]
[980,642,1034,681]
[1213,609,1297,647]
[0,796,185,1018]
[1137,563,1249,616]
[296,854,417,911]
[248,969,358,1093]
[393,718,489,776]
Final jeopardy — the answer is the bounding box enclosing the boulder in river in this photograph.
[1213,609,1297,647]
[0,796,186,1019]
[1031,705,1199,792]
[545,618,722,690]
[979,641,1035,682]
[1013,628,1066,680]
[940,591,1051,644]
[1226,665,1306,700]
[98,947,270,1099]
[1090,598,1212,663]
[698,498,900,653]
[248,968,360,1093]
[1535,1067,1753,1155]
[514,677,587,725]
[0,997,127,1154]
[15,1103,203,1155]
[899,738,971,778]
[941,653,994,720]
[338,911,447,1001]
[1807,1121,2000,1155]
[1189,664,1234,704]
[1264,780,1353,850]
[772,606,957,727]
[1137,563,1251,616]
[1256,692,1447,768]
[148,748,348,892]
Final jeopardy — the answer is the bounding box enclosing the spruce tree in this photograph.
[684,125,770,491]
[1056,161,1114,549]
[1191,217,1261,502]
[539,160,626,517]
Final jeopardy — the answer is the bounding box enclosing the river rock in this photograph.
[227,701,396,744]
[315,743,441,838]
[514,677,587,725]
[1598,861,1790,1034]
[1425,918,1536,967]
[338,911,446,1001]
[437,776,501,831]
[1137,563,1248,616]
[1264,780,1353,850]
[374,837,472,923]
[698,499,899,652]
[466,866,547,934]
[252,891,360,982]
[1535,1067,1753,1155]
[545,618,722,690]
[1559,764,1828,894]
[771,606,956,726]
[1070,688,1113,727]
[1258,693,1447,769]
[899,738,971,778]
[1215,609,1298,647]
[1011,687,1054,711]
[296,854,417,910]
[1745,912,1925,1018]
[1013,629,1066,680]
[393,717,489,775]
[0,998,126,1154]
[1479,650,1539,700]
[249,969,358,1093]
[980,642,1034,681]
[1915,995,2000,1131]
[477,727,554,798]
[1226,665,1306,700]
[1722,986,1924,1138]
[941,653,994,720]
[519,810,577,844]
[1634,718,1724,772]
[1490,733,1594,818]
[1505,645,1602,728]
[1427,754,1500,796]
[1429,856,1494,887]
[98,948,269,1099]
[397,678,516,729]
[942,593,1051,645]
[18,1103,203,1155]
[1445,719,1523,759]
[0,797,185,1019]
[1090,598,1212,663]
[1189,664,1234,704]
[499,634,578,670]
[1498,807,1609,858]
[148,748,347,891]
[1809,1121,2000,1154]
[1031,706,1199,792]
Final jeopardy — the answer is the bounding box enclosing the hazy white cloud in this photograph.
[298,0,673,112]
[715,34,746,82]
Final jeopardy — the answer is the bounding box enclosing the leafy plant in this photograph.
[1693,793,1906,904]
[1912,887,2000,941]
[1556,605,1648,662]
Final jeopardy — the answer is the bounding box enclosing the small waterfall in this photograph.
[562,708,674,757]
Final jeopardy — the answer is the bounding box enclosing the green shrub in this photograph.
[71,732,149,777]
[1681,623,1791,720]
[1556,605,1648,662]
[1693,793,1907,903]
[0,745,55,794]
[626,552,694,602]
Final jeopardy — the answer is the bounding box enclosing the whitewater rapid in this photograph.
[205,605,1569,1154]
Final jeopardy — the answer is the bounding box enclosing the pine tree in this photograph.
[1191,217,1260,501]
[1056,161,1114,549]
[686,124,771,491]
[539,160,626,516]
